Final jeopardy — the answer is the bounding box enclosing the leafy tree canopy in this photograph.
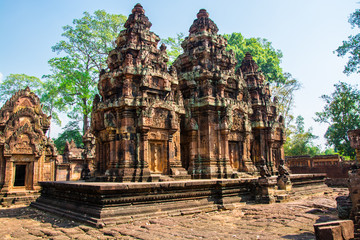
[54,121,83,155]
[284,116,321,157]
[224,32,285,84]
[315,82,360,158]
[335,9,360,75]
[0,74,43,103]
[47,10,127,134]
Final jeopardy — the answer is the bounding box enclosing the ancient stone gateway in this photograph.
[0,87,57,205]
[32,4,328,226]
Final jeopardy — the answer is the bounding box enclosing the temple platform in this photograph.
[31,173,328,227]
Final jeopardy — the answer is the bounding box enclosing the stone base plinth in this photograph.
[32,179,255,227]
[31,173,328,227]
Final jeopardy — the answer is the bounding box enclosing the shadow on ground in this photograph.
[282,232,315,240]
[0,205,82,228]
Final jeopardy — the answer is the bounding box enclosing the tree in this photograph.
[335,9,360,75]
[224,32,286,84]
[284,116,321,156]
[160,33,185,65]
[48,10,127,134]
[0,74,43,103]
[54,121,84,155]
[271,73,301,128]
[315,82,360,158]
[39,76,66,136]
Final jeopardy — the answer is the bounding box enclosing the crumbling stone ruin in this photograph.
[91,4,285,182]
[0,87,57,205]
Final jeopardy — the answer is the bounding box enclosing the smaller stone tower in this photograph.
[239,53,285,173]
[0,87,57,205]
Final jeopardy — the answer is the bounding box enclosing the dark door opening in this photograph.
[14,165,26,186]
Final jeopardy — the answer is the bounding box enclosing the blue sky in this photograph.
[0,0,359,148]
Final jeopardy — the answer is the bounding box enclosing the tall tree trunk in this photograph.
[83,98,89,135]
[83,114,88,136]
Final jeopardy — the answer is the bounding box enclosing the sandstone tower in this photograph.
[0,87,57,204]
[91,4,285,181]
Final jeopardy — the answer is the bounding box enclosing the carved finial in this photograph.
[189,9,219,34]
[160,43,167,52]
[240,52,259,74]
[197,9,209,19]
[244,52,253,61]
[124,3,151,30]
[132,3,145,14]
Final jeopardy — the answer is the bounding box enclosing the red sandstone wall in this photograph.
[289,164,351,179]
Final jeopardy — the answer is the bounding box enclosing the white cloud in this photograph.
[0,72,3,82]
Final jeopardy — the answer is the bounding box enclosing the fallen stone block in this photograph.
[314,220,354,240]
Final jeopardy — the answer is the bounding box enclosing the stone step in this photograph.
[0,194,39,207]
[354,232,360,239]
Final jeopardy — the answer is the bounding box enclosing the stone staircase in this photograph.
[354,223,360,239]
[274,189,289,203]
[0,191,40,207]
[353,203,360,239]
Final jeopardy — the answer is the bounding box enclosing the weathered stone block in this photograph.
[314,220,354,240]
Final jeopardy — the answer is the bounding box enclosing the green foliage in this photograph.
[52,10,127,73]
[48,10,127,134]
[315,82,360,158]
[45,57,95,133]
[54,121,83,154]
[284,116,321,157]
[160,33,185,65]
[224,32,285,84]
[323,148,336,155]
[0,74,43,103]
[40,77,65,128]
[335,9,360,75]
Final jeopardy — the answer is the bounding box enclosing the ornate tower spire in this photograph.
[123,3,152,32]
[240,52,259,74]
[189,9,219,35]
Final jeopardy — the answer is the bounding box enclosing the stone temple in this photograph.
[32,4,327,226]
[91,4,285,182]
[0,87,57,205]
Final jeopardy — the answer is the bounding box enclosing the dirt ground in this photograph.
[0,188,348,240]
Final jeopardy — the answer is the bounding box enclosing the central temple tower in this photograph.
[174,9,257,178]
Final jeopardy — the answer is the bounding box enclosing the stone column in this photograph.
[167,134,174,175]
[188,130,198,177]
[1,159,11,192]
[108,131,116,171]
[140,129,149,170]
[221,129,229,166]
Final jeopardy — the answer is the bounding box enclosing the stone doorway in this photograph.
[229,141,242,170]
[149,141,167,174]
[14,164,26,187]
